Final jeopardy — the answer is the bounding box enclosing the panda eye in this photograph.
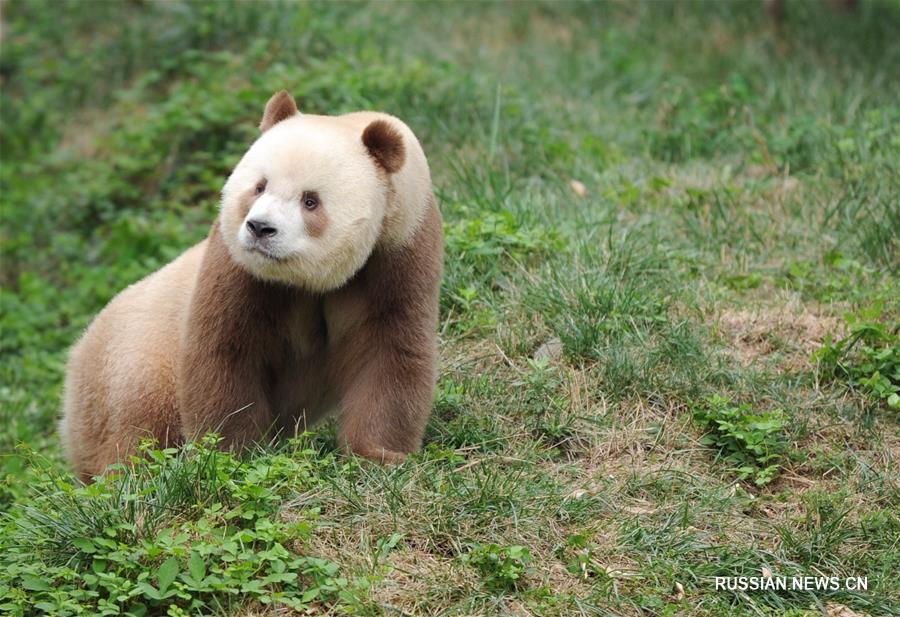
[254,180,266,195]
[302,192,319,210]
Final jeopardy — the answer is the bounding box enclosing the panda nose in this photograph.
[246,219,278,239]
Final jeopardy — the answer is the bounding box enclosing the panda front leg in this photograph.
[176,225,281,450]
[329,202,443,464]
[177,351,275,451]
[331,321,436,464]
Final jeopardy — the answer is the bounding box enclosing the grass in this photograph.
[1,0,898,615]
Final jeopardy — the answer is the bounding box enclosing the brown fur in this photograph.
[301,191,329,238]
[325,197,443,462]
[60,242,207,482]
[363,119,406,173]
[61,101,442,479]
[238,186,259,219]
[176,223,325,448]
[259,90,299,132]
[175,196,442,463]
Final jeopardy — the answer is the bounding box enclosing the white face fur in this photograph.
[220,115,388,292]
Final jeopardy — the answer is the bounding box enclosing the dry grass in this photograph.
[717,296,845,370]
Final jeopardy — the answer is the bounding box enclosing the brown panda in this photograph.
[59,91,443,481]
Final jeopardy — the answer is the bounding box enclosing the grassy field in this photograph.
[1,1,898,615]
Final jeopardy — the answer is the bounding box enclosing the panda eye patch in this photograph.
[254,180,267,195]
[302,191,319,210]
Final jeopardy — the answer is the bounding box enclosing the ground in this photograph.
[0,1,898,615]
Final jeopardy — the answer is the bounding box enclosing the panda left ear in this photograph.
[362,119,405,174]
[259,90,299,132]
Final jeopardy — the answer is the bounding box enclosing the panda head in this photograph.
[219,91,414,292]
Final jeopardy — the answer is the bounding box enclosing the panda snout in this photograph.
[246,219,278,239]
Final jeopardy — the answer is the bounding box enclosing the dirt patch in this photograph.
[827,603,870,617]
[718,302,844,371]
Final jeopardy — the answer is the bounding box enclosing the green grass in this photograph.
[1,0,899,615]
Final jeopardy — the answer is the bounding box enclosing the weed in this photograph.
[0,439,362,615]
[462,543,533,591]
[814,308,900,410]
[693,395,788,486]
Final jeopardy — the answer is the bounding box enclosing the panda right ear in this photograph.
[259,90,299,132]
[362,119,405,174]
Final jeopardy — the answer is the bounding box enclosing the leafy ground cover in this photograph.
[1,1,898,615]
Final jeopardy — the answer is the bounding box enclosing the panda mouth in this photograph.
[247,245,287,262]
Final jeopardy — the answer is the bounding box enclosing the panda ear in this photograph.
[259,90,299,132]
[362,119,405,174]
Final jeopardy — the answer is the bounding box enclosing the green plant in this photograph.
[561,532,607,581]
[813,309,900,409]
[0,440,361,615]
[693,395,788,486]
[462,543,533,591]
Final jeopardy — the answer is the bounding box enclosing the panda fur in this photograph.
[60,91,443,481]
